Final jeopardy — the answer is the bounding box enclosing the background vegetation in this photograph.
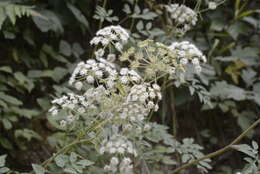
[0,0,259,173]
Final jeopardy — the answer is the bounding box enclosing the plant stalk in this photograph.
[170,119,260,174]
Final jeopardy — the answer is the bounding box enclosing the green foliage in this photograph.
[232,141,260,173]
[0,0,85,165]
[0,0,259,174]
[0,2,38,29]
[53,153,94,174]
[93,6,118,23]
[0,155,9,174]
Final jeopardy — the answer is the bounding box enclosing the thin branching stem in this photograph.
[28,138,92,174]
[170,119,260,174]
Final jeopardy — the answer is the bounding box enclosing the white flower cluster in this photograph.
[117,102,149,122]
[169,41,207,73]
[165,4,198,33]
[90,25,129,51]
[48,23,211,173]
[127,83,162,110]
[69,58,118,89]
[119,68,141,84]
[49,93,86,115]
[49,86,108,126]
[104,157,133,173]
[99,135,137,156]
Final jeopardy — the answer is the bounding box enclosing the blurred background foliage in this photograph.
[0,0,259,173]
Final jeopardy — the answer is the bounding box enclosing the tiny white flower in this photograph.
[120,113,127,119]
[60,120,67,127]
[79,68,88,75]
[140,95,147,102]
[122,157,131,165]
[149,91,156,99]
[154,104,159,111]
[152,83,161,90]
[87,59,96,65]
[147,101,154,109]
[101,38,109,46]
[99,146,105,154]
[157,92,162,100]
[144,124,151,131]
[115,141,121,147]
[51,109,58,116]
[180,58,188,65]
[109,147,116,153]
[120,76,128,84]
[107,54,116,62]
[67,103,75,109]
[192,58,200,65]
[110,157,119,165]
[117,147,125,154]
[106,80,115,88]
[107,141,113,148]
[95,49,104,58]
[67,115,75,123]
[95,70,103,78]
[208,2,217,10]
[115,42,123,51]
[78,107,85,114]
[104,165,110,171]
[86,75,95,83]
[120,68,129,75]
[75,81,83,90]
[202,56,207,63]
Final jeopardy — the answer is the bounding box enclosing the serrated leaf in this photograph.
[0,167,9,173]
[232,144,256,158]
[210,81,247,101]
[0,7,7,29]
[67,3,89,28]
[32,164,46,174]
[59,40,71,56]
[136,20,143,31]
[0,66,12,73]
[0,137,13,150]
[241,68,256,87]
[69,152,77,163]
[5,5,16,25]
[123,4,131,14]
[15,129,42,141]
[2,119,12,130]
[55,154,68,168]
[64,167,77,174]
[162,156,176,165]
[11,107,39,119]
[0,155,7,167]
[72,43,84,58]
[134,5,141,14]
[252,141,258,150]
[33,10,63,33]
[0,92,22,106]
[77,159,94,167]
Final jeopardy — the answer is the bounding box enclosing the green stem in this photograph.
[170,87,177,138]
[29,118,109,174]
[98,0,108,30]
[42,138,92,167]
[29,138,92,174]
[129,0,139,32]
[91,0,108,58]
[170,119,260,174]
